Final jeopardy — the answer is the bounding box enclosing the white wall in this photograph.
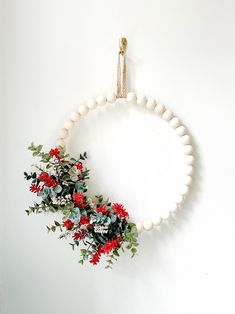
[1,0,235,313]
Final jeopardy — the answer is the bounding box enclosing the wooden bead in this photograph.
[181,185,189,195]
[154,103,165,114]
[143,220,153,231]
[184,175,192,185]
[181,134,191,144]
[183,145,193,155]
[78,104,88,115]
[70,111,79,122]
[185,155,194,165]
[64,119,74,130]
[127,92,137,103]
[136,222,143,233]
[163,109,173,121]
[185,166,194,175]
[176,195,184,204]
[137,95,147,106]
[169,203,178,213]
[56,139,65,147]
[106,92,116,103]
[86,98,97,110]
[59,128,68,139]
[152,216,162,226]
[96,95,106,106]
[169,117,180,128]
[176,126,186,136]
[161,211,170,220]
[146,98,156,110]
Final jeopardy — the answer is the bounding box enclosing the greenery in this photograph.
[24,143,138,268]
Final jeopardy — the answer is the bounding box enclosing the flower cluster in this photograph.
[24,143,138,268]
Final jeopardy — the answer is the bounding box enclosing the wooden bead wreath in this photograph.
[24,38,194,267]
[56,91,194,233]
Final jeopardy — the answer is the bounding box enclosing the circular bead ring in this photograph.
[56,92,194,233]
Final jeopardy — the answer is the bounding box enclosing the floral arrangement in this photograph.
[24,143,138,268]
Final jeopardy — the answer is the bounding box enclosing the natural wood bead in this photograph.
[106,92,116,103]
[154,103,165,114]
[183,145,193,155]
[169,203,178,213]
[64,119,74,130]
[59,128,68,139]
[146,98,156,110]
[176,126,186,136]
[78,104,88,115]
[70,111,79,122]
[185,155,194,165]
[56,139,65,147]
[152,216,162,226]
[137,95,147,106]
[143,220,153,231]
[176,195,184,204]
[163,109,173,121]
[181,185,189,195]
[184,175,192,185]
[169,117,180,128]
[127,92,137,103]
[86,98,97,110]
[96,95,106,106]
[161,211,170,220]
[185,166,194,175]
[181,134,191,144]
[136,222,143,233]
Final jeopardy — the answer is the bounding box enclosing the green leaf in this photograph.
[80,249,87,256]
[110,214,117,223]
[69,243,75,251]
[54,185,62,193]
[49,206,57,213]
[113,250,120,257]
[105,265,111,269]
[37,145,43,152]
[68,208,80,223]
[62,174,70,181]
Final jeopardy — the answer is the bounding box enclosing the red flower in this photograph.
[89,239,121,265]
[75,162,83,172]
[38,172,48,181]
[89,248,102,265]
[73,192,86,208]
[112,203,129,220]
[38,172,58,188]
[73,230,85,240]
[63,219,74,230]
[49,147,61,160]
[101,238,121,255]
[29,183,41,194]
[96,205,108,215]
[79,216,90,225]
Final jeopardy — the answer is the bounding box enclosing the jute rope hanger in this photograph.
[117,37,127,98]
[56,38,194,232]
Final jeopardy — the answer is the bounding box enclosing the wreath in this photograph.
[24,143,138,268]
[24,39,194,268]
